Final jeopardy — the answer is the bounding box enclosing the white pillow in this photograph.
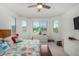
[5,36,14,47]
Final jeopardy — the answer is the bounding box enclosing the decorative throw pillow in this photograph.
[12,36,17,43]
[1,42,10,52]
[0,41,10,55]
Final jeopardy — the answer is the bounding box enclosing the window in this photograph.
[11,18,16,35]
[40,21,47,32]
[21,20,27,32]
[33,21,48,35]
[33,21,40,34]
[22,20,27,27]
[53,20,59,33]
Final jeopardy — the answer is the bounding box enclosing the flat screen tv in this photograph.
[74,16,79,30]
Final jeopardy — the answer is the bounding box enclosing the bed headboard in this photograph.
[0,29,11,38]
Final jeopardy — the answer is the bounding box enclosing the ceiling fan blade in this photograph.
[42,5,51,9]
[37,3,43,5]
[28,5,37,8]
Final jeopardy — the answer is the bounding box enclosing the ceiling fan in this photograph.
[28,3,51,12]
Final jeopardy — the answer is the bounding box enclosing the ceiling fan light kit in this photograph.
[28,3,51,12]
[37,4,43,9]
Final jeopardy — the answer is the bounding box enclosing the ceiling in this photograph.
[0,3,79,18]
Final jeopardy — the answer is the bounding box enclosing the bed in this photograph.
[0,37,40,56]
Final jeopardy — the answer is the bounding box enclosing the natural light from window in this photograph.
[33,21,48,35]
[53,20,59,33]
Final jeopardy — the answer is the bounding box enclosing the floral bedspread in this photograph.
[4,40,40,56]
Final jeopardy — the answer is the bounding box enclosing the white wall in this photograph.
[16,17,62,41]
[16,17,51,39]
[61,5,79,55]
[0,6,18,29]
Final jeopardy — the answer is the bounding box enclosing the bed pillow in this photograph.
[0,41,10,55]
[0,41,10,51]
[5,37,14,47]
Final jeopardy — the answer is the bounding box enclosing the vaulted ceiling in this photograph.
[0,3,79,18]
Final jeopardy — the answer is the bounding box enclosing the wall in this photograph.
[61,5,79,55]
[0,6,18,29]
[16,17,51,39]
[16,16,62,41]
